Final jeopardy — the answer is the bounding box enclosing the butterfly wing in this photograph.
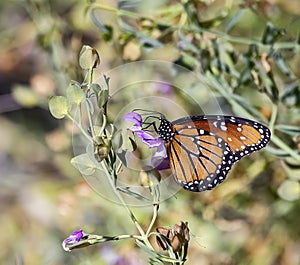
[164,115,271,192]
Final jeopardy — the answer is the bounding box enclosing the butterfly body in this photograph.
[156,115,271,192]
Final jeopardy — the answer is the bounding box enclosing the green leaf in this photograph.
[85,98,95,115]
[266,147,292,157]
[113,129,137,153]
[71,153,97,175]
[275,124,300,135]
[271,52,295,78]
[178,30,199,54]
[90,83,109,108]
[90,9,114,42]
[232,94,265,119]
[262,22,285,45]
[135,239,179,263]
[148,258,164,265]
[226,9,245,32]
[118,1,139,9]
[67,83,85,105]
[118,18,163,48]
[117,187,151,202]
[284,157,300,170]
[174,52,198,71]
[102,25,113,42]
[281,83,300,107]
[49,96,70,119]
[79,45,100,70]
[90,83,101,94]
[90,9,110,34]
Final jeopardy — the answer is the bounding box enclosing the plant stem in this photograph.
[85,69,96,140]
[269,104,278,132]
[66,113,93,143]
[271,135,300,162]
[100,160,154,249]
[146,202,159,237]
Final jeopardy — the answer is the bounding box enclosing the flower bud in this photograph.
[156,221,190,253]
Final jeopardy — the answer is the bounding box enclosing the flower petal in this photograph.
[123,111,170,170]
[151,143,170,170]
[135,131,162,147]
[152,156,170,170]
[62,229,84,251]
[123,112,142,130]
[155,142,167,157]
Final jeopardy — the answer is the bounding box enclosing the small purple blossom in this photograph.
[123,112,163,148]
[123,112,142,131]
[62,229,84,252]
[134,130,163,148]
[151,143,170,170]
[124,112,170,170]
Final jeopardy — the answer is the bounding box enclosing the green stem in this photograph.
[67,233,145,251]
[116,161,123,174]
[66,114,93,143]
[85,69,96,140]
[146,203,159,237]
[100,160,153,248]
[98,113,107,137]
[269,104,278,133]
[89,233,144,242]
[271,135,300,162]
[103,161,156,250]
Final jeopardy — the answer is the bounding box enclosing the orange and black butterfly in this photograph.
[143,113,271,192]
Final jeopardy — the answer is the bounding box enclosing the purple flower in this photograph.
[123,112,163,148]
[124,112,170,170]
[151,143,170,170]
[62,229,84,252]
[123,112,142,131]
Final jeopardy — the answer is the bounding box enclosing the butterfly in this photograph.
[151,114,271,192]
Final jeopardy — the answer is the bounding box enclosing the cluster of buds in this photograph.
[156,221,190,253]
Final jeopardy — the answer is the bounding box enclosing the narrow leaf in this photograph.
[117,187,151,202]
[275,124,300,135]
[226,9,245,32]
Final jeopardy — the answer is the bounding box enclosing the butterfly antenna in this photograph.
[143,115,160,131]
[132,108,163,117]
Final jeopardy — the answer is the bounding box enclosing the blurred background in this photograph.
[0,0,300,264]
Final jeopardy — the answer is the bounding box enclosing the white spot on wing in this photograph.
[221,125,227,131]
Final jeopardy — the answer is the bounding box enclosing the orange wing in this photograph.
[160,115,271,192]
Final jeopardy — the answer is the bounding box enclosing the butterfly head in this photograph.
[131,109,175,141]
[157,116,175,142]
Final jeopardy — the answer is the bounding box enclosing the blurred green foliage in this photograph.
[0,0,299,264]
